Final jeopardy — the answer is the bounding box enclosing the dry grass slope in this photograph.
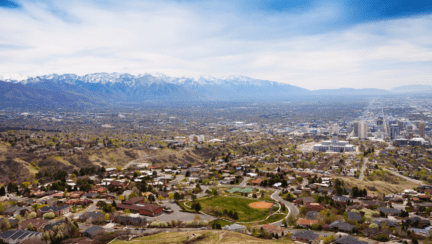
[338,176,420,194]
[111,230,294,244]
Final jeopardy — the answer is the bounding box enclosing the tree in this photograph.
[233,212,239,220]
[168,193,174,201]
[185,171,191,177]
[0,187,5,196]
[157,195,164,202]
[112,200,117,208]
[194,202,202,212]
[194,215,202,221]
[27,222,34,231]
[124,209,131,215]
[21,182,31,189]
[28,212,37,219]
[118,195,125,201]
[43,212,55,219]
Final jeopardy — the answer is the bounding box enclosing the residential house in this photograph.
[44,220,66,231]
[114,215,147,226]
[4,206,31,217]
[294,197,315,205]
[37,205,71,217]
[362,200,386,208]
[377,207,401,217]
[373,219,398,228]
[296,219,319,228]
[0,230,42,244]
[261,224,285,236]
[334,236,367,244]
[138,204,164,217]
[292,230,319,244]
[223,223,246,233]
[329,221,355,233]
[19,219,49,231]
[306,211,319,220]
[347,211,362,223]
[403,216,431,228]
[361,228,391,239]
[250,178,263,186]
[305,203,325,213]
[81,226,104,239]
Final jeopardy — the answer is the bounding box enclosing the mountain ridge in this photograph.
[1,73,430,108]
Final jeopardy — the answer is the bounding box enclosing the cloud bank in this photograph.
[0,0,431,89]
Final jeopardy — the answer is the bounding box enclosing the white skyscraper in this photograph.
[358,121,367,140]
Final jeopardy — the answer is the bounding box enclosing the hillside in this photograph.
[0,142,143,183]
[111,230,294,244]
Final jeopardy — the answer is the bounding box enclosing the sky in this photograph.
[0,0,432,90]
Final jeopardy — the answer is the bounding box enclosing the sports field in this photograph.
[188,196,272,222]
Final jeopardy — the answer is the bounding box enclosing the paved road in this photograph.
[387,170,423,185]
[358,161,367,181]
[239,177,250,187]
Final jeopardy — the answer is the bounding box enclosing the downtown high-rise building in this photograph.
[419,121,425,138]
[353,121,359,136]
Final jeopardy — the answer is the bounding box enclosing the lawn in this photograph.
[258,214,286,225]
[184,196,272,222]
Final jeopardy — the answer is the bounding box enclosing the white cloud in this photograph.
[0,0,431,89]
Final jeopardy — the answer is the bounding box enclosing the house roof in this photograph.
[333,196,350,202]
[306,211,319,220]
[139,204,164,212]
[293,230,319,241]
[373,219,398,227]
[378,207,401,215]
[39,205,70,212]
[335,236,367,244]
[329,221,355,231]
[0,230,41,241]
[20,219,49,229]
[124,196,146,205]
[347,212,362,222]
[296,218,319,226]
[82,226,103,236]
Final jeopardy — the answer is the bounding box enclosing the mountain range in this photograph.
[1,73,430,108]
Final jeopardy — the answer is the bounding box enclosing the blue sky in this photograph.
[0,0,431,89]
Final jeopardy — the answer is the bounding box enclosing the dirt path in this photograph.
[215,232,226,244]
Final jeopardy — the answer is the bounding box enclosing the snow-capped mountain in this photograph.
[10,73,311,103]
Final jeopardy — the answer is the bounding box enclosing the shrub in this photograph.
[43,212,55,219]
[369,223,378,229]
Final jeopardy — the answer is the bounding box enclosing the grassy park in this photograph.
[182,196,275,222]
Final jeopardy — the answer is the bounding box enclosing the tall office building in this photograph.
[419,121,425,138]
[398,121,404,131]
[390,124,400,139]
[358,121,367,140]
[377,117,383,126]
[353,121,359,137]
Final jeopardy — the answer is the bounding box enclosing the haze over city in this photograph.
[2,1,432,244]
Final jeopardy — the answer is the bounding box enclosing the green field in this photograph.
[185,196,272,222]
